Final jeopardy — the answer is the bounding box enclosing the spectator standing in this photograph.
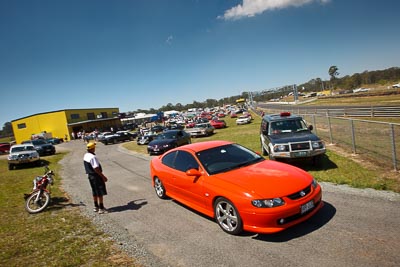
[83,142,109,214]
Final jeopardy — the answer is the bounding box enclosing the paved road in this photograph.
[58,141,400,267]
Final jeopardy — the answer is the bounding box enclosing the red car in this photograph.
[0,143,11,154]
[210,119,226,129]
[150,140,323,235]
[185,122,195,128]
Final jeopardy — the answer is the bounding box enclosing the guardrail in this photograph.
[255,104,400,171]
[259,104,400,117]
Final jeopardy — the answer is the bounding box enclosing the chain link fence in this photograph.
[256,105,400,171]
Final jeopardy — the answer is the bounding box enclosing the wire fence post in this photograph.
[328,116,333,144]
[350,119,357,154]
[312,115,317,135]
[389,124,398,171]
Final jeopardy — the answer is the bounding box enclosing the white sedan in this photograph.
[236,115,251,125]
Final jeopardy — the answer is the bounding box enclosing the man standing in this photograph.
[83,142,108,214]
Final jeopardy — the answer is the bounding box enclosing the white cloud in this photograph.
[166,35,173,45]
[219,0,330,20]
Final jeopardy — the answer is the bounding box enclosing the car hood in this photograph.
[214,160,313,198]
[148,139,175,146]
[269,131,320,143]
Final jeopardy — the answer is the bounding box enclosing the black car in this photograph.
[21,139,56,156]
[147,129,191,155]
[100,131,136,145]
[151,125,166,133]
[260,112,325,165]
[45,137,64,145]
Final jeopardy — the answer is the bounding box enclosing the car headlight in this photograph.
[274,144,288,152]
[8,155,18,160]
[311,178,318,188]
[312,141,324,149]
[252,198,285,208]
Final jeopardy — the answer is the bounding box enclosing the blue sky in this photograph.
[1,0,399,127]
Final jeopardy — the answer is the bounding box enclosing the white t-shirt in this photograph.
[83,152,100,169]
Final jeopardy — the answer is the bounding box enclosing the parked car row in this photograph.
[4,137,61,170]
[21,139,56,156]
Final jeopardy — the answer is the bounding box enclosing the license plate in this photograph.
[301,200,314,214]
[294,151,308,157]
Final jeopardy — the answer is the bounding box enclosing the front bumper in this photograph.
[271,148,326,159]
[8,157,40,165]
[241,187,323,234]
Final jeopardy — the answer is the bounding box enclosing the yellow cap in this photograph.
[87,142,96,150]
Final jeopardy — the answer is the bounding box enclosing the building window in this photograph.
[87,113,95,120]
[17,123,27,129]
[101,112,108,118]
[71,114,80,120]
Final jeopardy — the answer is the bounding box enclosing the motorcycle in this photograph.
[24,166,55,214]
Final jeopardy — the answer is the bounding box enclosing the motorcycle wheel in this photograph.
[25,191,50,214]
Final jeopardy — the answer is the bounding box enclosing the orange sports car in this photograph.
[150,140,323,235]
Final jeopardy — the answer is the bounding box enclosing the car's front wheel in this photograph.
[214,197,243,235]
[154,177,167,199]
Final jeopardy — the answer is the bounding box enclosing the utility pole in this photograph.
[293,84,298,102]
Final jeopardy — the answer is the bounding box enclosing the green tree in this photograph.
[328,65,339,93]
[0,122,13,138]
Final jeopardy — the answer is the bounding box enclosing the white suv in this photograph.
[8,144,41,170]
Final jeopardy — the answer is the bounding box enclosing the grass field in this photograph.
[0,154,137,266]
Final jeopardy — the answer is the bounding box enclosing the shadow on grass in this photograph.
[278,154,338,172]
[45,196,86,211]
[252,201,336,242]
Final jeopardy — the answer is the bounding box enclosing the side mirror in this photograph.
[308,125,314,131]
[186,168,201,177]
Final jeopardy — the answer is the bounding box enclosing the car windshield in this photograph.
[196,124,208,128]
[270,119,308,134]
[11,146,35,152]
[31,139,47,145]
[196,143,264,175]
[156,132,177,140]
